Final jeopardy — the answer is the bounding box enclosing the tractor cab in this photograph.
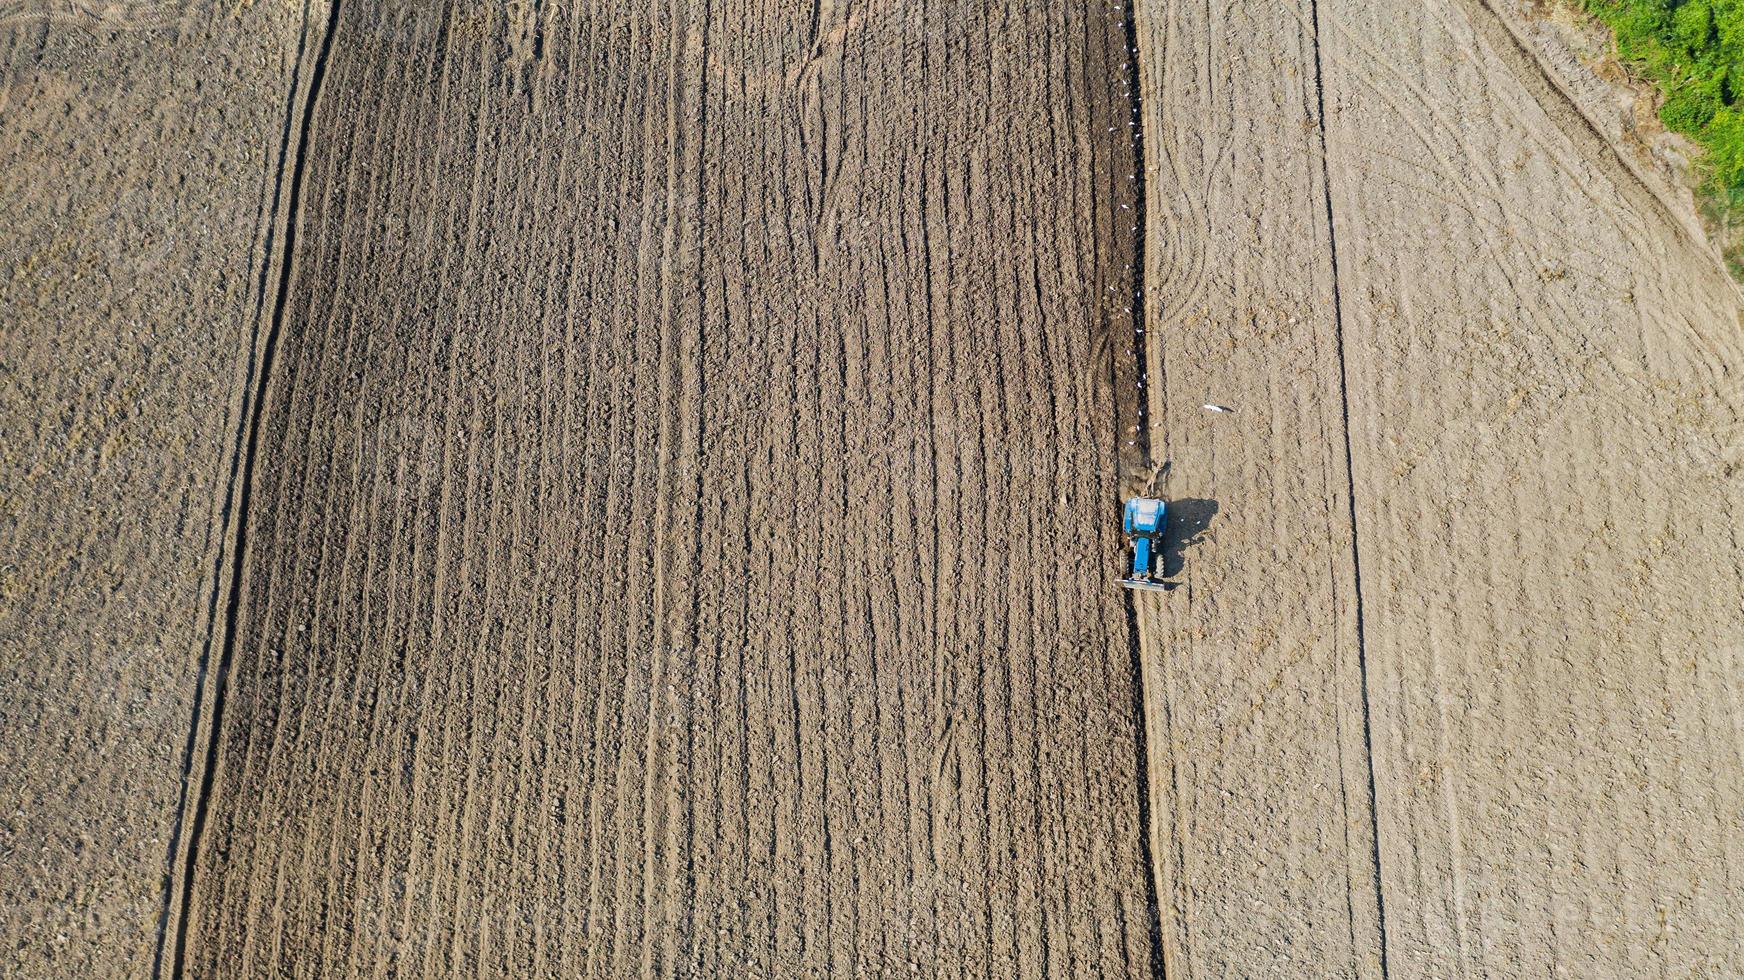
[1121,496,1168,591]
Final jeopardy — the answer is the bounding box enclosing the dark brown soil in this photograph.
[172,3,1159,976]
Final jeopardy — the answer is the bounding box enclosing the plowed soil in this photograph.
[170,2,1158,976]
[4,0,1743,978]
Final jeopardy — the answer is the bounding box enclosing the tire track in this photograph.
[1306,1,1393,976]
[161,3,344,975]
[150,1,322,973]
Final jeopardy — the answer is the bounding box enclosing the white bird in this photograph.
[1202,403,1235,413]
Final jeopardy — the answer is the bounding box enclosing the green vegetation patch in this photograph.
[1579,0,1744,265]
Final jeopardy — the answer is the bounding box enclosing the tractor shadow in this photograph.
[1160,497,1218,581]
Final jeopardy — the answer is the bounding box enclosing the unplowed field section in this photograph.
[1130,0,1744,976]
[1127,0,1383,976]
[1325,0,1744,973]
[0,5,304,977]
[177,2,1160,976]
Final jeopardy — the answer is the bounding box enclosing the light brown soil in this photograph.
[0,3,304,976]
[5,0,1743,977]
[1329,0,1744,973]
[1132,0,1744,976]
[1127,0,1385,973]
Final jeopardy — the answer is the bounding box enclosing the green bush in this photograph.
[1581,0,1744,189]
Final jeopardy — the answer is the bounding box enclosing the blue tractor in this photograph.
[1121,496,1168,591]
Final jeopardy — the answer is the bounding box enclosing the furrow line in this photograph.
[1306,1,1392,975]
[159,2,344,975]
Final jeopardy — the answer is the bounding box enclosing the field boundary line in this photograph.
[1307,0,1392,975]
[151,2,344,975]
[1119,2,1170,976]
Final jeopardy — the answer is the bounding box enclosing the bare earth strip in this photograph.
[1127,0,1386,977]
[178,2,1161,976]
[0,3,305,976]
[1319,0,1744,973]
